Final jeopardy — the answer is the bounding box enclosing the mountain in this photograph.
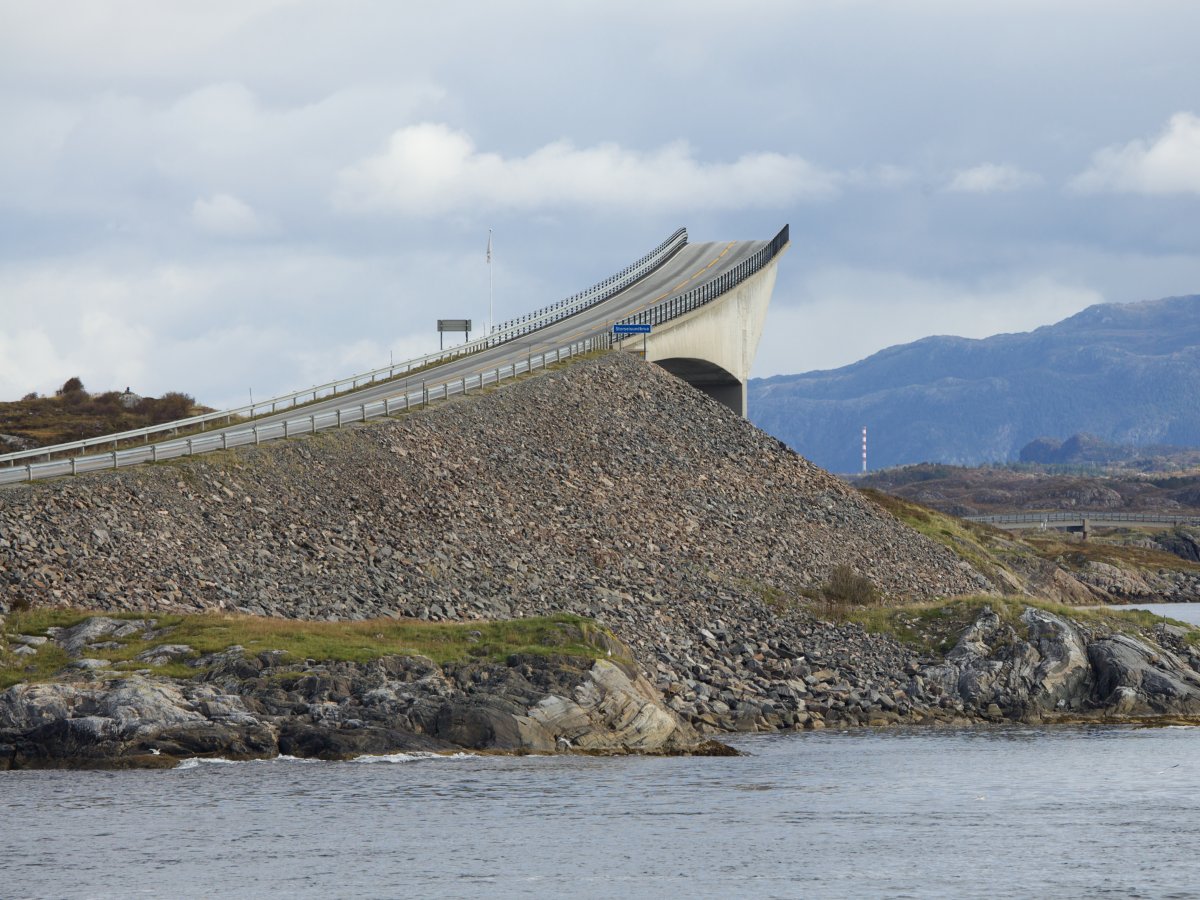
[748,294,1200,472]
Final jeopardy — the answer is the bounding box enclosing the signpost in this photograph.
[612,322,651,356]
[437,319,472,351]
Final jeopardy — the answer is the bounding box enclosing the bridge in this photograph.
[0,225,789,485]
[968,511,1200,539]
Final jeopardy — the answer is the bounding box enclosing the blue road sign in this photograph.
[612,323,651,335]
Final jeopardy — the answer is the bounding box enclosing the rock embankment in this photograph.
[8,353,1199,744]
[0,616,716,769]
[0,353,987,622]
[924,606,1200,722]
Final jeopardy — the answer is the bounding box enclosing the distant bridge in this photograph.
[0,225,788,485]
[968,511,1200,538]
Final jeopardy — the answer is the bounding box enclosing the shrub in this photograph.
[57,376,86,397]
[820,564,879,606]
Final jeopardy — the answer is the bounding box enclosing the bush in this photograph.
[820,565,879,606]
[57,376,86,397]
[138,392,196,424]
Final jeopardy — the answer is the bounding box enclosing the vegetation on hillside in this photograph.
[1,378,210,450]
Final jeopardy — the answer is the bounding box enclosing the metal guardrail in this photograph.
[1,227,689,469]
[1,335,620,485]
[969,512,1200,527]
[489,227,688,340]
[613,224,789,332]
[1,223,790,486]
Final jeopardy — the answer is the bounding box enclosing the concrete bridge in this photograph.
[0,225,788,484]
[968,511,1200,539]
[612,236,785,416]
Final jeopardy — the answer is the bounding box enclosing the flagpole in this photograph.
[487,228,494,334]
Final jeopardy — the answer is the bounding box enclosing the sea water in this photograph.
[4,725,1198,899]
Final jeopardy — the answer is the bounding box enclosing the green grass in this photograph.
[1,609,611,688]
[858,488,1034,588]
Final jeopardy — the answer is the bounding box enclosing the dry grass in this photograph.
[1,609,609,689]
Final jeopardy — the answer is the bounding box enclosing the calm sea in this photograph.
[4,725,1198,899]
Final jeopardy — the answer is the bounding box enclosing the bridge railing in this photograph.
[968,512,1200,526]
[1,227,688,468]
[611,224,789,332]
[1,332,625,485]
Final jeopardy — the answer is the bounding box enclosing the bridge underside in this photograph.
[654,358,744,416]
[629,249,783,419]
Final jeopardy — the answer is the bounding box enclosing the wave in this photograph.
[173,751,476,770]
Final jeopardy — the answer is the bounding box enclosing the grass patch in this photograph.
[1,609,611,687]
[859,488,1041,588]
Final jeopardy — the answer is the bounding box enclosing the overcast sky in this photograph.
[2,0,1199,408]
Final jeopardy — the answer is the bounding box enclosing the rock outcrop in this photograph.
[923,606,1200,721]
[0,617,712,769]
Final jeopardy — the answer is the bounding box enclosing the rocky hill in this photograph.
[0,378,209,452]
[0,353,986,624]
[748,293,1200,471]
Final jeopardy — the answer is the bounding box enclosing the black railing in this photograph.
[484,227,689,347]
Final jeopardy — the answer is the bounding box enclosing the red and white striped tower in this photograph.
[862,426,867,473]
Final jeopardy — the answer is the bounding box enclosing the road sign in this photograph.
[437,319,471,351]
[613,323,651,335]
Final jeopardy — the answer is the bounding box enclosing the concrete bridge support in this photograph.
[617,251,784,416]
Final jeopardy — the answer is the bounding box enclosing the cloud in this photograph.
[334,123,838,215]
[192,193,271,237]
[945,163,1041,193]
[1071,112,1200,195]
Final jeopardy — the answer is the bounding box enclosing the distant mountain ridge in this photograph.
[748,294,1200,472]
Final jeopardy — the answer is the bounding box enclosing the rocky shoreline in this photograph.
[0,614,726,769]
[3,600,1199,769]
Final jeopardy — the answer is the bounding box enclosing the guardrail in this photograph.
[1,227,689,469]
[969,512,1200,527]
[612,224,789,332]
[489,227,687,340]
[1,334,620,485]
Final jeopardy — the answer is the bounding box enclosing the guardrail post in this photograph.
[384,397,391,415]
[461,376,466,395]
[360,404,366,421]
[221,433,228,450]
[26,464,32,482]
[152,445,158,462]
[310,415,316,433]
[336,409,342,428]
[112,451,118,469]
[71,458,77,475]
[253,426,259,445]
[187,439,193,456]
[284,420,290,438]
[422,382,427,406]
